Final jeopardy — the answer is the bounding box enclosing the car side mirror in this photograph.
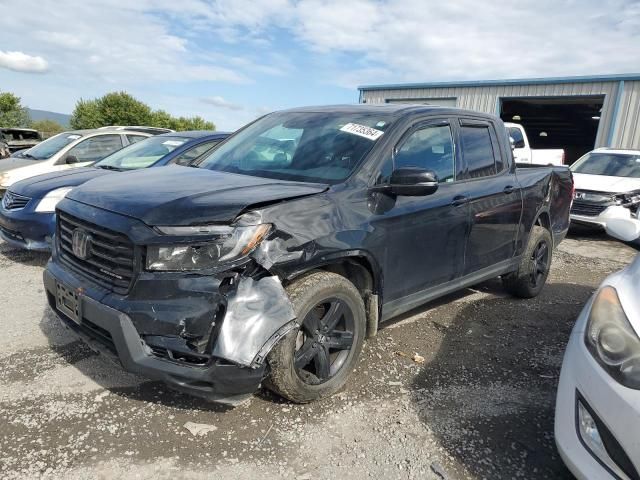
[514,139,525,149]
[65,155,79,164]
[373,167,439,196]
[605,217,640,242]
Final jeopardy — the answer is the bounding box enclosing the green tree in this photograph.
[169,115,215,131]
[0,92,31,127]
[69,98,102,129]
[31,119,65,137]
[70,91,216,131]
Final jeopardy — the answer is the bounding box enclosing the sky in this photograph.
[0,0,639,130]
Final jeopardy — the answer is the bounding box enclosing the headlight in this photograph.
[0,173,9,188]
[585,286,640,389]
[146,223,271,271]
[34,187,73,213]
[615,191,640,206]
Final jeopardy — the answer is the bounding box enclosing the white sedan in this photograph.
[570,148,640,228]
[556,208,640,479]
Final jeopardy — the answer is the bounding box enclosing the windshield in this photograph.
[197,111,394,183]
[571,152,640,178]
[95,135,189,170]
[20,132,81,160]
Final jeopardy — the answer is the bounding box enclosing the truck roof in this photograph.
[281,104,500,120]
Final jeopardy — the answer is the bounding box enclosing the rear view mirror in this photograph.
[372,167,438,196]
[65,155,79,164]
[605,217,640,242]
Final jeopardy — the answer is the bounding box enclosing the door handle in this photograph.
[452,195,468,207]
[503,185,516,194]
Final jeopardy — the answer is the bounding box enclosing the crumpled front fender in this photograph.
[213,275,297,368]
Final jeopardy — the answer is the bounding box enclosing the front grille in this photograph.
[57,211,136,295]
[571,200,608,217]
[2,191,30,210]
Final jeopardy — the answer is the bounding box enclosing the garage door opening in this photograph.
[500,96,604,165]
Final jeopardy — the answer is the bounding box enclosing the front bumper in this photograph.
[44,265,268,405]
[0,204,55,251]
[555,304,640,479]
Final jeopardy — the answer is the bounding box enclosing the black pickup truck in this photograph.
[44,105,573,404]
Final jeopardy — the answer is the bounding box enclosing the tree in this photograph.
[31,119,65,137]
[69,98,103,129]
[170,115,215,131]
[70,91,216,131]
[0,92,31,127]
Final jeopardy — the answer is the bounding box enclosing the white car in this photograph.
[504,122,565,166]
[555,208,640,480]
[0,128,156,196]
[570,148,640,229]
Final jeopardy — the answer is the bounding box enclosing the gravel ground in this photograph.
[0,232,637,479]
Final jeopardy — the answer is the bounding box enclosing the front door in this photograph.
[370,119,469,304]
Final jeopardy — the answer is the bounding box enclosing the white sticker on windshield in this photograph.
[67,134,81,140]
[162,140,186,146]
[340,123,384,141]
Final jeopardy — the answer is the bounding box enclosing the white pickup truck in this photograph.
[505,122,565,166]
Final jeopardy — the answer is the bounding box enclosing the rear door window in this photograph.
[460,123,498,179]
[126,134,148,144]
[65,134,124,163]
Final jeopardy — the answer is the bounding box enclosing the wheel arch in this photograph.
[282,251,383,337]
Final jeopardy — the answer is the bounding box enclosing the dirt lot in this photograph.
[0,233,637,479]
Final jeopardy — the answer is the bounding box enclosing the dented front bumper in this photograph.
[43,253,297,404]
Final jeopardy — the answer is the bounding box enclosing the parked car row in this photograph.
[0,130,229,250]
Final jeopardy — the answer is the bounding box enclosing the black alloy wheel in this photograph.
[294,298,355,385]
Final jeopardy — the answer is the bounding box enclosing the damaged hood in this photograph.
[68,166,328,225]
[573,172,640,194]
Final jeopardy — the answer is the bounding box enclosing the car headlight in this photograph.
[615,191,640,206]
[585,286,640,389]
[34,187,74,213]
[0,173,9,188]
[146,223,271,271]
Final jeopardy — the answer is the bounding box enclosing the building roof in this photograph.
[358,73,640,92]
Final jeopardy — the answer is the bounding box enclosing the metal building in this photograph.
[359,73,640,164]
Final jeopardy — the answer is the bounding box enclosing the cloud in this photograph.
[202,96,244,111]
[0,51,48,73]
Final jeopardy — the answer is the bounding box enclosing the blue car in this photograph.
[0,130,229,250]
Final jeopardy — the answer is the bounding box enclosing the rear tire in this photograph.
[502,226,553,298]
[265,271,366,403]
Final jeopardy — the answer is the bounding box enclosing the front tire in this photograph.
[265,271,366,403]
[502,225,553,298]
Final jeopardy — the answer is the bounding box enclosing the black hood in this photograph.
[67,166,328,225]
[10,167,114,198]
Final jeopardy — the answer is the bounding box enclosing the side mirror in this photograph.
[605,217,640,242]
[514,139,525,149]
[373,167,439,196]
[65,155,79,164]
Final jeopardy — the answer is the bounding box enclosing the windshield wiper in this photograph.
[95,165,123,171]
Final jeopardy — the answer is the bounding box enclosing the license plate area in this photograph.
[56,282,82,325]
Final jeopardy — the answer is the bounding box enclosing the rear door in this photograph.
[458,119,521,275]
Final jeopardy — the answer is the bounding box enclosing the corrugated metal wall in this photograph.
[361,81,640,149]
[615,81,640,149]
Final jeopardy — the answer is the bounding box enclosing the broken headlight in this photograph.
[146,224,271,271]
[585,286,640,389]
[615,191,640,207]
